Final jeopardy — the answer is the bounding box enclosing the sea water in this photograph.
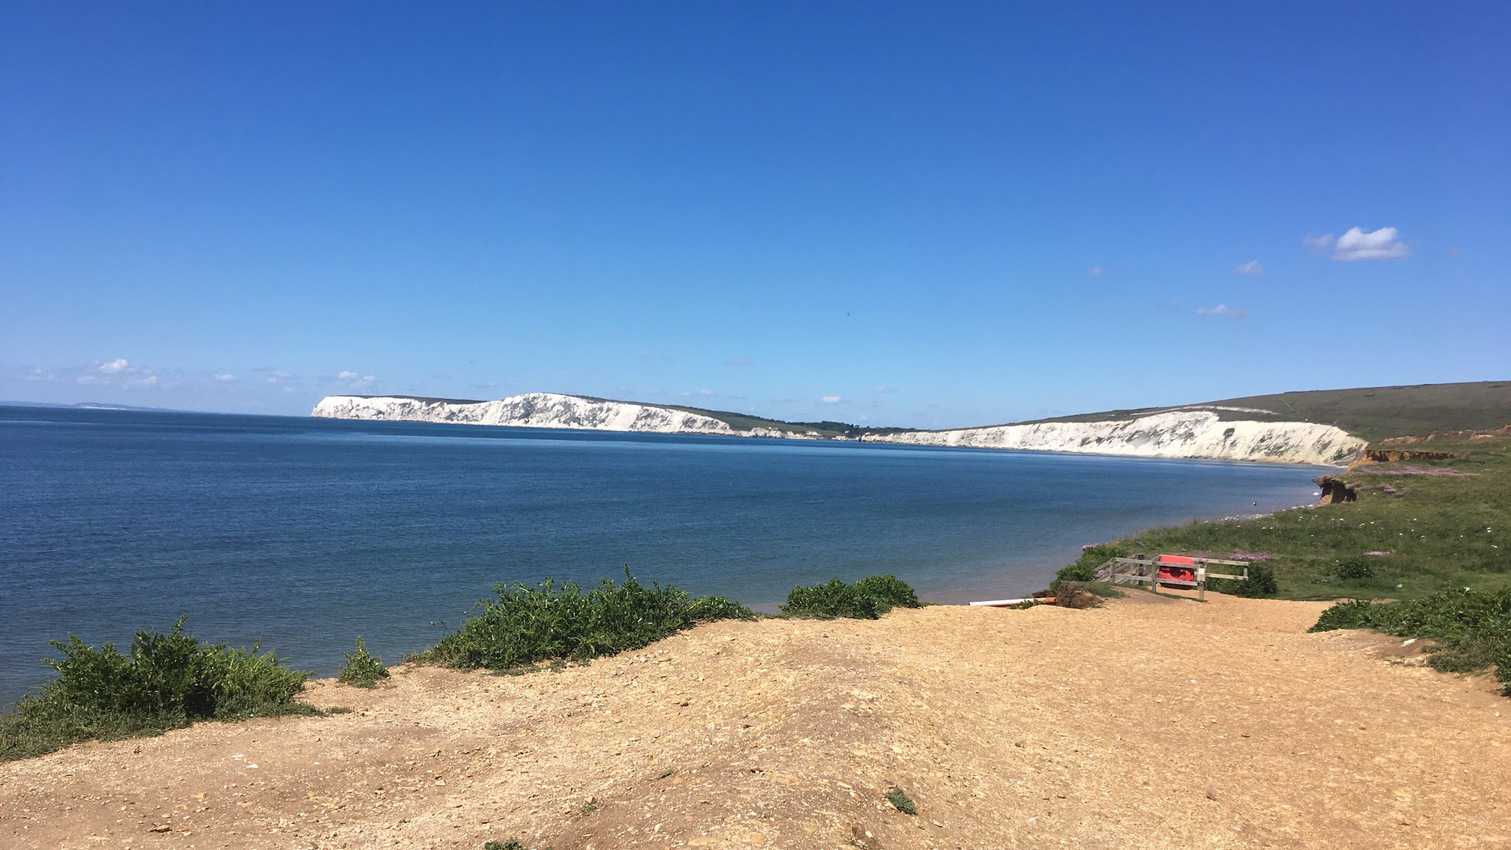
[0,405,1320,705]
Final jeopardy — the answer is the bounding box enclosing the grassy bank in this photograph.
[1108,433,1510,600]
[1055,431,1511,692]
[3,572,923,761]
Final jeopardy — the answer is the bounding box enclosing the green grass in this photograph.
[1100,435,1511,601]
[337,637,389,688]
[1053,432,1511,692]
[416,570,754,672]
[0,619,310,762]
[1310,589,1511,695]
[780,575,921,619]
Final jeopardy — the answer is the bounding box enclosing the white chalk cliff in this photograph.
[312,395,1365,465]
[313,393,737,435]
[862,409,1365,466]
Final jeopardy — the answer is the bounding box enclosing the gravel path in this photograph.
[3,593,1508,849]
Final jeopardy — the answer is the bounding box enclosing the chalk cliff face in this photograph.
[312,393,735,435]
[313,395,1365,464]
[862,410,1366,466]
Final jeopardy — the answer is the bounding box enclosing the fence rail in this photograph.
[1098,555,1251,602]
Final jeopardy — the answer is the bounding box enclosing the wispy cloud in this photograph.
[336,370,376,387]
[23,367,54,382]
[1234,259,1263,277]
[212,372,237,383]
[1196,304,1248,319]
[1305,227,1409,261]
[97,358,130,374]
[1303,233,1335,253]
[820,394,842,403]
[257,368,296,385]
[723,356,754,368]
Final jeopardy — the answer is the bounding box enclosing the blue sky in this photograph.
[3,2,1507,427]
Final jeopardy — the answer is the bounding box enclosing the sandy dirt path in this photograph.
[3,593,1508,849]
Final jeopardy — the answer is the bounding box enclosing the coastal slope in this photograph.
[4,596,1505,849]
[864,409,1366,465]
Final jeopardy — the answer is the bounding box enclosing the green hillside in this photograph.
[1023,381,1511,441]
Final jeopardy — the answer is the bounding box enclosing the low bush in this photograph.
[1335,556,1376,580]
[781,575,922,619]
[419,571,754,671]
[0,619,309,762]
[1050,544,1128,593]
[338,638,389,688]
[886,786,918,815]
[1212,563,1279,597]
[1310,588,1511,694]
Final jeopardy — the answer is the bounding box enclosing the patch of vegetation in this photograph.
[1209,563,1279,598]
[1050,544,1128,593]
[417,571,753,672]
[0,619,309,762]
[1334,556,1377,581]
[885,786,918,815]
[1105,434,1511,602]
[780,575,921,619]
[337,637,389,688]
[483,841,527,850]
[1310,588,1511,694]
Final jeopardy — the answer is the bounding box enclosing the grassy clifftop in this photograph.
[1024,381,1511,441]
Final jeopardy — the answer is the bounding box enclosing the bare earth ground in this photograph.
[3,594,1509,850]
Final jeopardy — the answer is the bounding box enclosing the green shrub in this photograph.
[0,619,309,762]
[419,571,754,672]
[1311,588,1511,695]
[886,786,918,815]
[1335,556,1376,580]
[338,638,389,688]
[483,841,526,850]
[781,575,922,619]
[852,574,921,609]
[1215,564,1279,597]
[1050,544,1128,593]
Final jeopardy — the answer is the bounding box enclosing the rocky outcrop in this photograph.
[862,410,1365,466]
[1314,476,1358,504]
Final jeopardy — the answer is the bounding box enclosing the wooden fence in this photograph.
[1098,555,1251,602]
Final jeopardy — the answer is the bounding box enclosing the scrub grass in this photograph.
[417,571,754,672]
[1079,434,1511,602]
[1310,589,1511,694]
[338,638,389,688]
[780,575,921,619]
[0,619,310,762]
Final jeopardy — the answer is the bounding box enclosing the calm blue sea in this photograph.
[0,405,1320,706]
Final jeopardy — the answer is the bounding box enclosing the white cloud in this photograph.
[23,367,54,382]
[213,372,237,383]
[820,394,842,403]
[1332,226,1409,261]
[1234,259,1263,276]
[1087,265,1105,278]
[1303,233,1335,253]
[337,370,375,387]
[1196,304,1248,319]
[98,358,129,374]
